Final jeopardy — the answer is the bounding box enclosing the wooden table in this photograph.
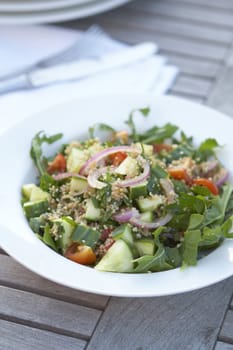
[1,0,233,349]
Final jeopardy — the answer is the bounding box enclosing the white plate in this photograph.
[0,94,233,297]
[0,0,132,24]
[0,0,96,12]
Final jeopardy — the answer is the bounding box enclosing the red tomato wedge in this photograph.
[153,143,173,153]
[47,153,66,174]
[193,178,219,195]
[108,151,127,166]
[168,168,193,185]
[65,243,96,265]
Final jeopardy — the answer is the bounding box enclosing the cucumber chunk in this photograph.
[95,240,134,272]
[130,182,148,199]
[70,177,88,193]
[135,239,155,256]
[112,224,134,244]
[137,195,163,212]
[23,200,48,219]
[22,184,49,202]
[84,198,101,221]
[140,211,154,223]
[72,224,101,249]
[67,148,88,173]
[53,217,76,253]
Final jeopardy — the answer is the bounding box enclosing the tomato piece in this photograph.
[47,153,66,174]
[65,243,96,265]
[168,167,193,185]
[108,152,127,166]
[153,143,173,153]
[193,178,219,195]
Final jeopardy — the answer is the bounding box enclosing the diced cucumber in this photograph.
[135,239,155,256]
[112,224,134,244]
[53,217,76,253]
[70,177,88,193]
[95,239,134,272]
[115,156,139,177]
[84,198,101,221]
[72,224,101,248]
[30,186,49,202]
[23,200,48,219]
[130,182,148,199]
[137,195,163,212]
[140,211,154,223]
[22,184,49,202]
[22,184,36,200]
[135,143,153,156]
[29,217,43,233]
[67,148,88,173]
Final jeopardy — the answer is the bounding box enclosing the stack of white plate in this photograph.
[0,0,132,25]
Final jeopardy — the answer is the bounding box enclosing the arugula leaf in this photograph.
[40,173,56,191]
[30,131,63,176]
[182,229,201,266]
[125,107,150,142]
[188,214,204,230]
[43,225,58,251]
[132,227,172,272]
[198,226,222,250]
[202,183,233,227]
[198,138,219,152]
[139,123,178,144]
[88,123,115,139]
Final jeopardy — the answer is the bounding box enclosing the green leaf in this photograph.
[198,226,222,250]
[179,193,205,214]
[40,173,56,191]
[188,214,204,230]
[182,229,201,266]
[221,215,233,238]
[202,183,233,226]
[30,131,63,176]
[43,226,58,251]
[125,107,150,142]
[139,123,178,144]
[88,123,116,139]
[199,138,219,152]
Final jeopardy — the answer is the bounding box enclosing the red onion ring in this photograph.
[53,172,86,181]
[160,178,176,204]
[113,208,140,223]
[79,145,140,175]
[129,213,173,230]
[88,166,116,189]
[215,168,229,187]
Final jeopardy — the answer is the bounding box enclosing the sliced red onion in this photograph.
[129,213,173,230]
[53,172,87,181]
[113,208,139,223]
[79,145,140,175]
[88,166,115,189]
[214,168,229,187]
[117,156,150,188]
[201,160,219,175]
[160,178,176,204]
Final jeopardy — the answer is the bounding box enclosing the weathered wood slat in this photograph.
[127,0,233,29]
[164,0,233,11]
[0,286,101,339]
[219,310,233,344]
[207,48,233,118]
[0,319,86,350]
[215,342,233,350]
[170,76,212,97]
[167,54,220,79]
[94,8,233,44]
[87,277,233,350]
[91,24,227,61]
[0,255,108,310]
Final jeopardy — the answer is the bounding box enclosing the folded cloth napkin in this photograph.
[0,25,178,134]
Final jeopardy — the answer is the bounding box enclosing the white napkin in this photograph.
[0,25,178,134]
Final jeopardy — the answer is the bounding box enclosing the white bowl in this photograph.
[0,93,233,297]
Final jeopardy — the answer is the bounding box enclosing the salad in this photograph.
[21,108,233,273]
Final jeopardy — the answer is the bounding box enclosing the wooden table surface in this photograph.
[1,0,233,349]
